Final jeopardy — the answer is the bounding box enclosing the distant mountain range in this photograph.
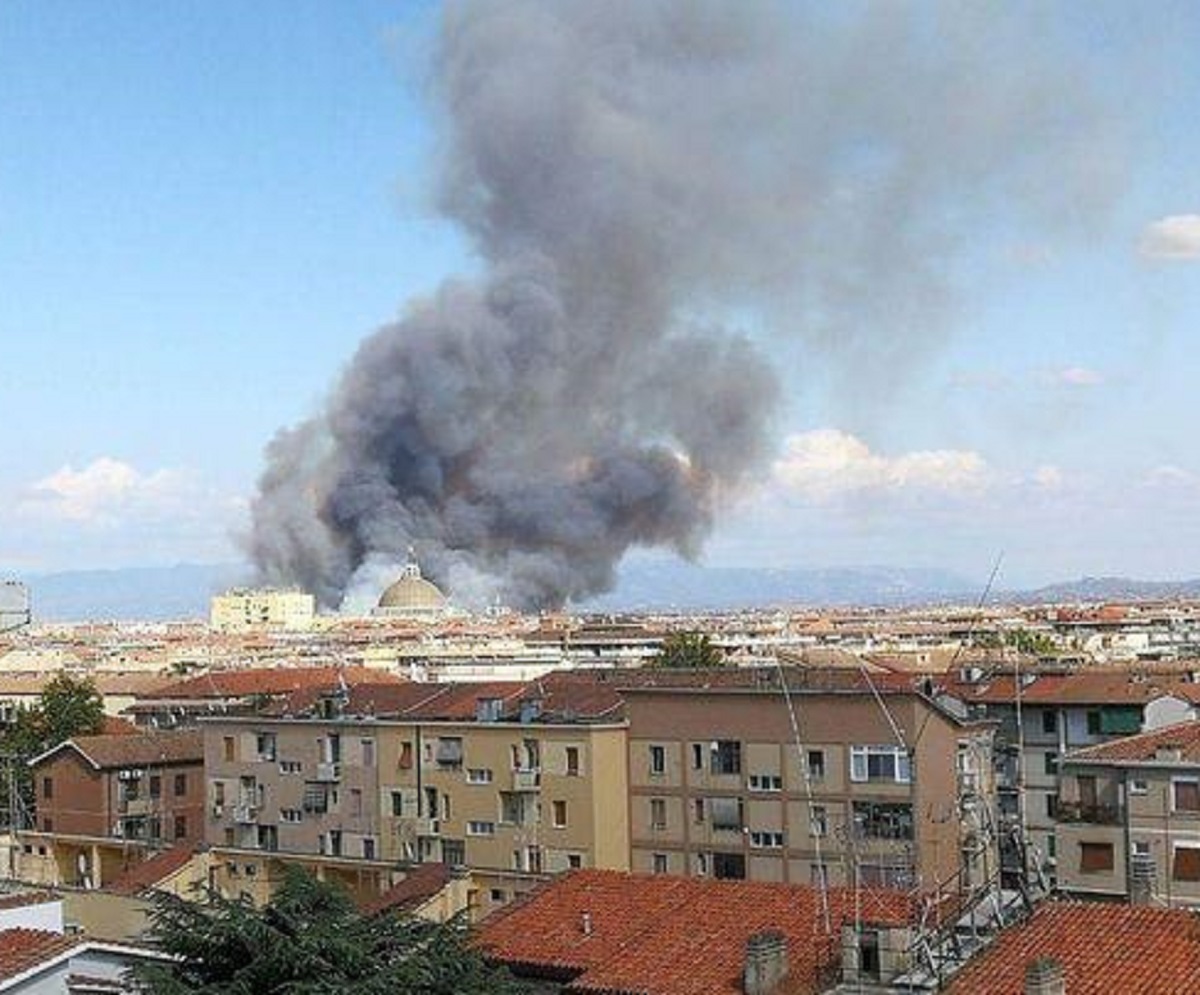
[9,562,1200,622]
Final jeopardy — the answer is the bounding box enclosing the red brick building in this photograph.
[19,730,204,888]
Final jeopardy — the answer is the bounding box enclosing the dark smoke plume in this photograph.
[248,1,1119,610]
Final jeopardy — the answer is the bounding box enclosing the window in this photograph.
[566,747,580,777]
[390,792,406,817]
[710,741,742,776]
[467,821,496,836]
[256,733,277,761]
[1079,842,1114,874]
[350,789,363,817]
[174,815,187,840]
[650,798,667,830]
[42,817,53,833]
[150,775,161,799]
[436,739,463,768]
[649,745,666,776]
[807,750,825,781]
[1173,779,1200,813]
[281,808,302,824]
[399,741,414,770]
[749,774,783,792]
[1046,794,1059,820]
[1130,779,1149,796]
[810,863,829,888]
[692,744,704,770]
[476,698,504,722]
[652,853,668,874]
[363,838,376,860]
[709,796,743,831]
[850,746,911,784]
[552,800,568,828]
[712,852,746,880]
[279,760,302,775]
[1041,710,1057,735]
[1043,752,1059,776]
[1086,711,1102,736]
[1170,845,1200,882]
[810,805,828,837]
[303,783,330,814]
[693,798,705,823]
[41,777,52,800]
[567,853,582,869]
[852,801,914,840]
[490,888,507,903]
[695,852,709,876]
[467,768,493,784]
[257,826,278,852]
[214,781,226,806]
[174,773,188,796]
[1133,840,1150,858]
[223,737,235,762]
[1046,835,1056,858]
[442,839,465,865]
[749,831,785,849]
[361,739,376,768]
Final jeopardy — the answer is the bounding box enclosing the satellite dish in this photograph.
[0,582,30,632]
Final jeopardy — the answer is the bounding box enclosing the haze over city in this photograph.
[3,1,1200,598]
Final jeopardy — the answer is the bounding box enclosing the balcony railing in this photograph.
[1056,801,1123,825]
[314,762,341,782]
[511,767,541,791]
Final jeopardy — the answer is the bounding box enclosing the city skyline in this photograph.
[3,2,1200,591]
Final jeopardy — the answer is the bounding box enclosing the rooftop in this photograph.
[0,929,79,985]
[945,901,1200,994]
[30,729,203,770]
[477,869,911,995]
[1066,719,1200,765]
[139,665,405,701]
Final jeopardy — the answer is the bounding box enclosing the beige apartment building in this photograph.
[622,669,997,894]
[202,676,628,918]
[1057,719,1200,905]
[209,588,316,632]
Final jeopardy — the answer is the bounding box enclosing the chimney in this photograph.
[743,931,788,995]
[1024,957,1065,995]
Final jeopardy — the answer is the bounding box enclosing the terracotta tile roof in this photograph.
[948,671,1194,707]
[1066,719,1200,765]
[33,729,203,770]
[270,674,624,724]
[0,892,57,912]
[0,928,79,982]
[477,869,911,995]
[362,863,452,916]
[105,844,199,897]
[100,715,140,736]
[140,666,404,701]
[944,901,1200,994]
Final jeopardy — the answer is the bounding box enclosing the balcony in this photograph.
[1056,801,1123,825]
[511,767,541,791]
[233,804,258,825]
[314,762,341,782]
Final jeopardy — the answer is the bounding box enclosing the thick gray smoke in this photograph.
[248,1,1119,610]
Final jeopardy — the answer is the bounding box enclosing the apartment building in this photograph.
[201,675,629,917]
[16,730,204,888]
[1056,719,1200,906]
[209,588,315,632]
[623,669,997,894]
[953,670,1169,877]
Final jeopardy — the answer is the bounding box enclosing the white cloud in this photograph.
[772,429,990,501]
[20,458,192,524]
[1031,464,1065,490]
[1139,214,1200,260]
[1037,365,1105,388]
[1141,464,1200,490]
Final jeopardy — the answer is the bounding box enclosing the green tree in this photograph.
[1,673,105,824]
[653,632,724,668]
[131,868,531,994]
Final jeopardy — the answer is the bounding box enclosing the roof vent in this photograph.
[1024,956,1065,995]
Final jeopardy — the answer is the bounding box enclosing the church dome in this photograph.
[376,557,447,615]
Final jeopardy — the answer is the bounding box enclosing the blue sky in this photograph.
[2,1,1199,588]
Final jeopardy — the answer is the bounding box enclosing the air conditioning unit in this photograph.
[212,804,225,819]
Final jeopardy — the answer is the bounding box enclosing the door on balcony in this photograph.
[1078,775,1097,810]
